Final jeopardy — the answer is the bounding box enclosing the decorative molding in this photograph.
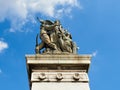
[56,73,63,80]
[31,72,89,82]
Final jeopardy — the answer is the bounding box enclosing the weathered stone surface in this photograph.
[26,54,91,69]
[26,54,92,90]
[32,83,90,90]
[31,71,89,82]
[35,19,78,54]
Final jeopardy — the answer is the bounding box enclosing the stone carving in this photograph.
[31,72,89,82]
[56,73,63,80]
[73,73,80,80]
[35,18,77,54]
[39,73,46,80]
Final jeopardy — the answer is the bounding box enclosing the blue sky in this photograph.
[0,0,120,90]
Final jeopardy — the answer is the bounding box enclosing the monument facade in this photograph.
[26,19,92,90]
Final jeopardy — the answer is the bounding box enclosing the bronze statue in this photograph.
[35,18,77,54]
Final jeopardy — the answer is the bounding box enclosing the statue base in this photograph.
[26,54,92,90]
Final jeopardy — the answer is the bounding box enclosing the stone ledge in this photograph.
[26,54,92,59]
[26,54,92,65]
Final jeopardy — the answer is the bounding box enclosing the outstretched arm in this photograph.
[37,17,44,24]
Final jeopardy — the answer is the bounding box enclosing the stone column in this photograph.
[26,54,92,90]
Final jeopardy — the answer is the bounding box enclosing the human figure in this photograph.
[35,19,57,54]
[57,29,77,53]
[35,19,77,54]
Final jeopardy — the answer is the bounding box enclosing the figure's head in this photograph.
[65,32,72,39]
[54,20,60,25]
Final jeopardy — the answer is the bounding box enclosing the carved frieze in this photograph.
[31,71,89,82]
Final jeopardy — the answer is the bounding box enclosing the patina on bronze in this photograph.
[35,18,77,54]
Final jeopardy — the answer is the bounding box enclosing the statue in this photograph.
[35,18,77,54]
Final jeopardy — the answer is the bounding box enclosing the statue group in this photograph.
[35,18,77,54]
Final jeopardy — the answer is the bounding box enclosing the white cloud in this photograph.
[0,39,8,53]
[92,50,98,57]
[0,0,27,21]
[0,0,81,32]
[27,0,80,17]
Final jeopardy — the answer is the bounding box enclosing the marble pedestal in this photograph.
[26,54,92,90]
